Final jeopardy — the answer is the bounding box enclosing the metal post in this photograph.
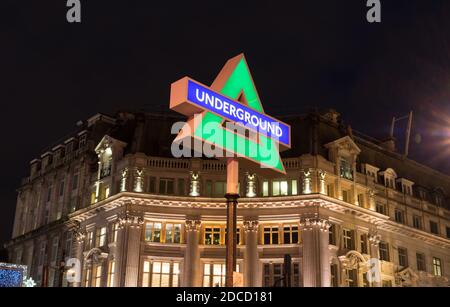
[225,158,239,287]
[404,111,413,157]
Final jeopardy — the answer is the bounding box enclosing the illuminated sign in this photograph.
[170,54,291,174]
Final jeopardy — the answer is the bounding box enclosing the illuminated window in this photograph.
[340,158,353,180]
[263,226,279,245]
[342,229,354,250]
[204,227,221,245]
[96,227,107,247]
[203,263,240,287]
[84,268,91,287]
[433,257,442,276]
[291,180,298,195]
[283,225,299,244]
[379,241,390,261]
[262,181,269,197]
[416,253,426,271]
[87,231,94,249]
[165,223,181,243]
[93,265,102,287]
[142,261,179,287]
[145,222,162,242]
[272,181,288,196]
[107,261,115,287]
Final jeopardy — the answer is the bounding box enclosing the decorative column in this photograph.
[302,170,312,194]
[120,168,128,192]
[318,170,326,194]
[368,232,381,287]
[72,226,86,287]
[300,215,331,287]
[243,219,259,287]
[184,218,201,287]
[118,211,144,287]
[189,172,200,197]
[245,173,257,198]
[133,169,144,193]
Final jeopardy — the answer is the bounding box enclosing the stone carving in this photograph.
[185,219,201,231]
[243,220,259,232]
[189,171,200,197]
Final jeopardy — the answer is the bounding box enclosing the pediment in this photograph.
[324,136,361,155]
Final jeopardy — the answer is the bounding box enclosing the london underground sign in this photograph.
[170,54,291,174]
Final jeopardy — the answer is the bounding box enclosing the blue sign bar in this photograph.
[187,80,290,147]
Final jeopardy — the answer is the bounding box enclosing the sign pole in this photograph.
[225,157,239,287]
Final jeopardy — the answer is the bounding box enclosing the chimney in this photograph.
[323,109,340,124]
[380,136,396,152]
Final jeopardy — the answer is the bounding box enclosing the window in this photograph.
[342,190,350,203]
[346,269,357,287]
[262,263,283,287]
[64,232,72,258]
[430,221,439,235]
[291,180,298,195]
[72,174,79,190]
[79,134,87,148]
[357,193,364,207]
[203,263,240,287]
[262,181,269,197]
[379,241,390,261]
[343,229,354,250]
[416,253,426,271]
[398,247,408,267]
[96,227,107,247]
[433,257,442,276]
[93,265,102,287]
[329,224,336,245]
[376,203,386,215]
[84,268,91,287]
[159,178,174,195]
[330,264,338,287]
[177,178,185,196]
[205,180,212,197]
[293,263,300,287]
[446,226,450,239]
[213,181,226,197]
[104,186,110,199]
[340,158,353,180]
[59,180,65,198]
[47,186,53,203]
[382,280,392,287]
[360,234,368,254]
[112,223,119,243]
[148,176,156,193]
[413,215,422,229]
[395,209,405,224]
[142,261,179,287]
[204,227,221,245]
[272,181,288,196]
[327,183,334,197]
[165,223,181,243]
[145,222,162,242]
[51,237,59,263]
[283,225,299,244]
[87,231,94,249]
[263,226,279,245]
[107,261,115,287]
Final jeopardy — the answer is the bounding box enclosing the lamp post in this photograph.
[225,158,239,287]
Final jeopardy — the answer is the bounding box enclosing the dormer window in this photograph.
[434,189,445,207]
[340,157,353,180]
[397,178,414,196]
[379,168,397,190]
[361,163,379,183]
[78,133,87,149]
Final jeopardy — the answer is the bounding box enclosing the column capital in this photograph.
[243,219,259,232]
[118,211,144,229]
[300,216,331,232]
[185,218,201,232]
[368,233,381,246]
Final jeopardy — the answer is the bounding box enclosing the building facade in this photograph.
[6,110,450,287]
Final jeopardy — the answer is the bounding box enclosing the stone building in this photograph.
[5,110,450,287]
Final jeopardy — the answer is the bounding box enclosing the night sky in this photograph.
[2,0,450,251]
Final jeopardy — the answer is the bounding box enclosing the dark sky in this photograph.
[2,0,450,249]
